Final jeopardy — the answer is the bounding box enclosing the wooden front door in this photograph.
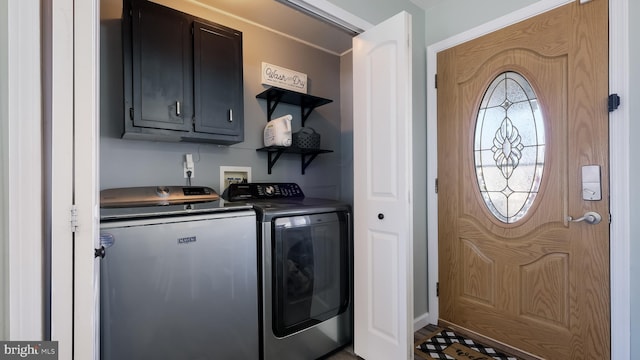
[437,1,609,359]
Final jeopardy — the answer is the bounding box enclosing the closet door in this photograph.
[353,11,413,360]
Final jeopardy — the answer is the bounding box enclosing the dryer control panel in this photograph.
[223,183,304,201]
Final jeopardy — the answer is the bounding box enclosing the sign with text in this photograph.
[261,62,307,93]
[1,342,58,359]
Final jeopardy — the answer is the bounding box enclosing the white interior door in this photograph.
[72,0,100,358]
[50,1,75,358]
[352,11,413,360]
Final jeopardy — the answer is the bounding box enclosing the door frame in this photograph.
[5,0,44,340]
[425,0,630,359]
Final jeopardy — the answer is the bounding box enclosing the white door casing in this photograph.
[353,11,414,360]
[6,0,44,340]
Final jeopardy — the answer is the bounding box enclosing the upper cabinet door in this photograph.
[131,0,192,131]
[193,21,244,139]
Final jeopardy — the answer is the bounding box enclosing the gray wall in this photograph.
[629,0,639,356]
[0,0,8,341]
[100,0,343,199]
[423,0,536,45]
[339,53,353,204]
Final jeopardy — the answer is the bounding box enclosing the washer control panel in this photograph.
[100,186,219,207]
[223,183,304,201]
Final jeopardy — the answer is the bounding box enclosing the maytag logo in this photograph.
[177,236,196,244]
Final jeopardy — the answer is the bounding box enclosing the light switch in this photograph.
[581,165,601,201]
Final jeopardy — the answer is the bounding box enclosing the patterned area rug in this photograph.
[414,328,520,360]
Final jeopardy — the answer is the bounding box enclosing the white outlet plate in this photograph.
[184,153,194,178]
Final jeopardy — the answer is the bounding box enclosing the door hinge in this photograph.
[434,74,438,89]
[129,107,134,120]
[70,205,78,233]
[435,178,439,194]
[608,94,620,112]
[436,282,439,297]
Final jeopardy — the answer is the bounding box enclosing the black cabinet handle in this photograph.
[378,213,384,220]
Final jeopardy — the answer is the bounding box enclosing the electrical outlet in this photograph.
[183,153,194,178]
[183,165,194,178]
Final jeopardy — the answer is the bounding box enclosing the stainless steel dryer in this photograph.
[223,183,353,360]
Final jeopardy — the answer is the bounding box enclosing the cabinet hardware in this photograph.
[95,246,106,259]
[176,101,181,116]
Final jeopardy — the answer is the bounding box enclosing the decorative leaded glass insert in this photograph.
[474,71,545,223]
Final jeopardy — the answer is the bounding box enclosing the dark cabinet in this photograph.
[122,0,244,144]
[130,0,192,132]
[193,21,243,137]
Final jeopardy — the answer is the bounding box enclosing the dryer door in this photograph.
[272,211,349,337]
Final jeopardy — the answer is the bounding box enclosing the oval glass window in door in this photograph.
[474,71,545,223]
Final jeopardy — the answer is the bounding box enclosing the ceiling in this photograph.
[192,0,446,55]
[194,0,356,55]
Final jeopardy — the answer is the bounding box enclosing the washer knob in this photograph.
[264,185,275,196]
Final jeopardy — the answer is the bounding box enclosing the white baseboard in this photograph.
[413,312,431,332]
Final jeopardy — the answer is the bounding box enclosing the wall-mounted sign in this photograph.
[261,62,307,93]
